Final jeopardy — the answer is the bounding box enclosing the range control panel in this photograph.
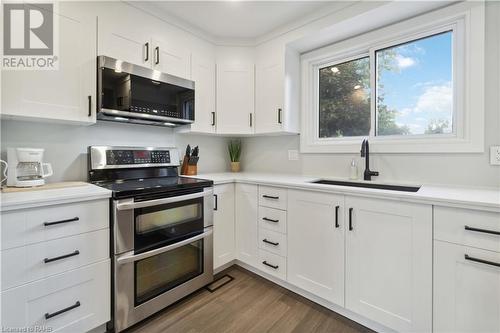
[106,149,170,165]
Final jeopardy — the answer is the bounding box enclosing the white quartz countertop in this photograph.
[193,172,500,211]
[0,183,112,212]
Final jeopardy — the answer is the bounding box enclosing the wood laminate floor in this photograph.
[127,266,373,333]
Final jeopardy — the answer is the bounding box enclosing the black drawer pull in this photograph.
[263,239,279,246]
[465,225,500,236]
[43,217,79,227]
[44,250,80,263]
[335,205,340,228]
[214,194,218,211]
[262,217,279,223]
[211,112,216,126]
[45,301,81,320]
[465,254,500,268]
[278,108,282,124]
[87,95,92,117]
[262,195,279,200]
[348,208,353,231]
[262,261,279,269]
[144,42,149,62]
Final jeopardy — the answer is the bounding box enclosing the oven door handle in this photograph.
[116,189,213,210]
[116,227,213,264]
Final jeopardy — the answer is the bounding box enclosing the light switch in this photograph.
[490,146,500,165]
[288,150,299,161]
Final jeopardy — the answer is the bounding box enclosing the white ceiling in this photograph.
[138,1,333,40]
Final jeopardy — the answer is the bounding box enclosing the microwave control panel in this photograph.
[106,149,170,165]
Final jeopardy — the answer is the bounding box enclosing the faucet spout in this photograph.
[360,139,379,181]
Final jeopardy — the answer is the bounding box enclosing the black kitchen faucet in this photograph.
[360,139,379,181]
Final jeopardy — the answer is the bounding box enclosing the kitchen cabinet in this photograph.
[434,240,500,333]
[152,38,191,79]
[1,2,97,124]
[235,184,258,266]
[190,54,216,133]
[255,45,300,134]
[287,190,345,306]
[344,196,432,333]
[213,184,235,269]
[216,62,255,134]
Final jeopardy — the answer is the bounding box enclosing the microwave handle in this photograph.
[116,227,213,264]
[116,188,213,210]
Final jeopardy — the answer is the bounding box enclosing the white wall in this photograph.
[0,120,229,182]
[240,1,500,188]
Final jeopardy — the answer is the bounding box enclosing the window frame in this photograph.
[300,3,484,153]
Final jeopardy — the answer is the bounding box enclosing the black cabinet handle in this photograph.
[278,108,282,124]
[211,112,216,126]
[249,113,253,127]
[144,42,149,62]
[87,95,92,117]
[43,217,79,227]
[155,46,160,65]
[45,301,81,320]
[335,205,340,228]
[214,194,218,211]
[263,239,279,246]
[262,195,279,200]
[44,250,80,264]
[262,261,279,269]
[465,225,500,236]
[348,208,353,231]
[262,217,279,223]
[464,254,500,268]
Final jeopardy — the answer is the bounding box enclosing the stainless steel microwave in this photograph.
[97,56,195,127]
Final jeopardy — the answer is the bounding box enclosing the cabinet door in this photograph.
[216,63,254,134]
[235,184,258,266]
[213,184,235,269]
[255,61,284,134]
[190,54,216,133]
[434,240,500,333]
[98,16,150,68]
[152,39,190,79]
[2,3,96,124]
[345,196,432,333]
[287,190,345,306]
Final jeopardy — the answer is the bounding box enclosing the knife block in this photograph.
[181,156,197,176]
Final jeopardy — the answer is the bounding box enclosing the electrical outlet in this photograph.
[288,150,299,161]
[490,146,500,165]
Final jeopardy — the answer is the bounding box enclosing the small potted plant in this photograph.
[228,140,241,172]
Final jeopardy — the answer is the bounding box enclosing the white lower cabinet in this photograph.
[434,240,500,333]
[2,260,110,333]
[287,190,345,306]
[345,196,432,333]
[235,184,258,266]
[213,184,235,269]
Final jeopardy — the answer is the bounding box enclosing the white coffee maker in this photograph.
[7,148,53,187]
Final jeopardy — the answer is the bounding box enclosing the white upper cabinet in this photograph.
[344,196,432,333]
[287,190,345,306]
[213,184,236,270]
[190,54,216,133]
[152,38,191,79]
[2,2,97,124]
[255,44,300,134]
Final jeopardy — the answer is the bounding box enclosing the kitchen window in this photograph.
[301,3,484,153]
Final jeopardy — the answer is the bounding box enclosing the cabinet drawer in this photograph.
[434,241,500,333]
[2,229,109,290]
[1,199,109,250]
[2,260,110,333]
[435,207,500,252]
[258,186,287,210]
[258,229,287,257]
[259,206,287,234]
[258,249,286,280]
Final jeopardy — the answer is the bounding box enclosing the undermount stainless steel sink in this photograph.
[310,179,421,192]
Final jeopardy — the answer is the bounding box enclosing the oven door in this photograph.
[114,228,213,332]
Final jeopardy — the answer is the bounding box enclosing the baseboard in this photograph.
[214,260,236,274]
[232,260,395,333]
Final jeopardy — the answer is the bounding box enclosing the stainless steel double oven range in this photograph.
[88,146,214,332]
